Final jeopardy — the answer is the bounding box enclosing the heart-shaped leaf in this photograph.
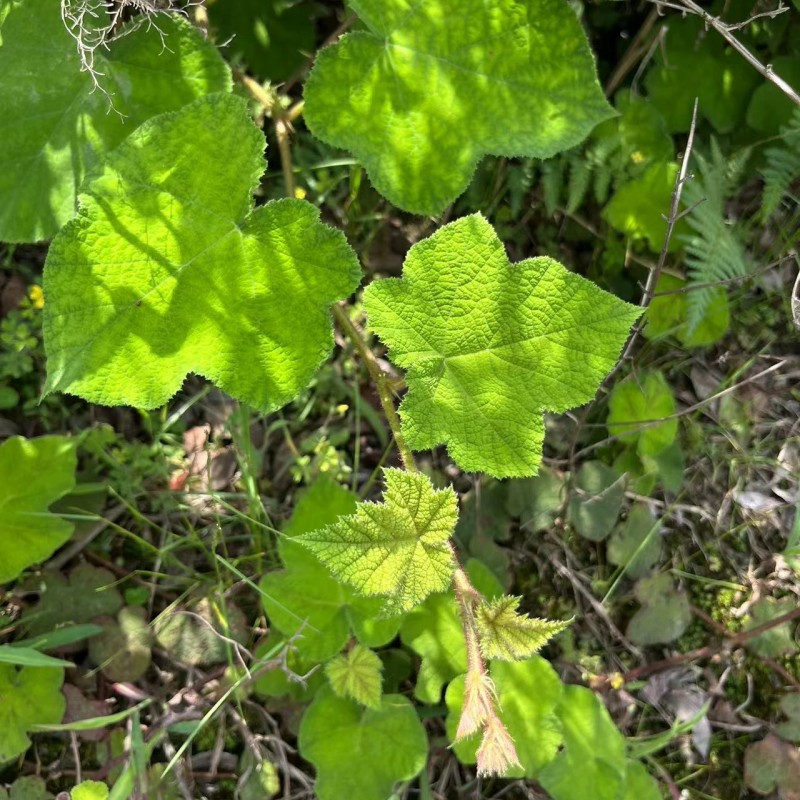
[0,664,65,763]
[44,93,361,412]
[298,688,427,800]
[304,0,613,214]
[0,436,76,584]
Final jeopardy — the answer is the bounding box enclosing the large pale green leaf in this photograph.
[297,469,457,614]
[0,664,66,763]
[303,0,613,215]
[299,688,428,800]
[0,436,76,584]
[44,94,361,411]
[261,476,400,662]
[607,370,677,457]
[364,215,640,477]
[538,685,627,800]
[445,656,564,777]
[0,0,231,242]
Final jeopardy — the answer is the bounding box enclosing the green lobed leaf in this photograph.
[252,633,325,701]
[607,370,677,457]
[567,461,625,542]
[19,565,122,639]
[325,644,383,709]
[746,56,800,136]
[0,0,231,242]
[744,598,798,659]
[607,503,662,581]
[238,750,279,800]
[0,776,54,800]
[644,274,729,348]
[445,656,564,777]
[364,215,641,477]
[644,15,759,135]
[622,760,663,800]
[0,664,66,763]
[43,93,361,412]
[261,476,400,662]
[0,435,77,585]
[475,596,571,661]
[297,469,457,614]
[538,685,627,800]
[70,782,109,800]
[776,694,800,744]
[626,573,691,646]
[298,688,428,800]
[507,466,565,534]
[400,592,466,703]
[88,607,153,682]
[604,161,689,253]
[62,684,110,743]
[744,735,800,798]
[154,597,247,667]
[303,0,613,215]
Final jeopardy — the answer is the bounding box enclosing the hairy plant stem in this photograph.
[239,69,507,764]
[330,304,417,473]
[452,564,484,670]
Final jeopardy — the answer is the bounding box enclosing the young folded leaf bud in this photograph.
[456,669,496,740]
[476,715,522,778]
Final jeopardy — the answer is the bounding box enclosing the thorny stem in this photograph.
[652,0,800,109]
[594,605,800,690]
[567,98,699,472]
[616,98,700,372]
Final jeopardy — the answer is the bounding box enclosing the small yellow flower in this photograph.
[476,715,521,777]
[28,285,44,309]
[294,186,307,200]
[335,403,349,416]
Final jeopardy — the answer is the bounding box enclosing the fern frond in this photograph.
[566,152,592,213]
[761,108,800,222]
[541,158,565,216]
[681,146,750,332]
